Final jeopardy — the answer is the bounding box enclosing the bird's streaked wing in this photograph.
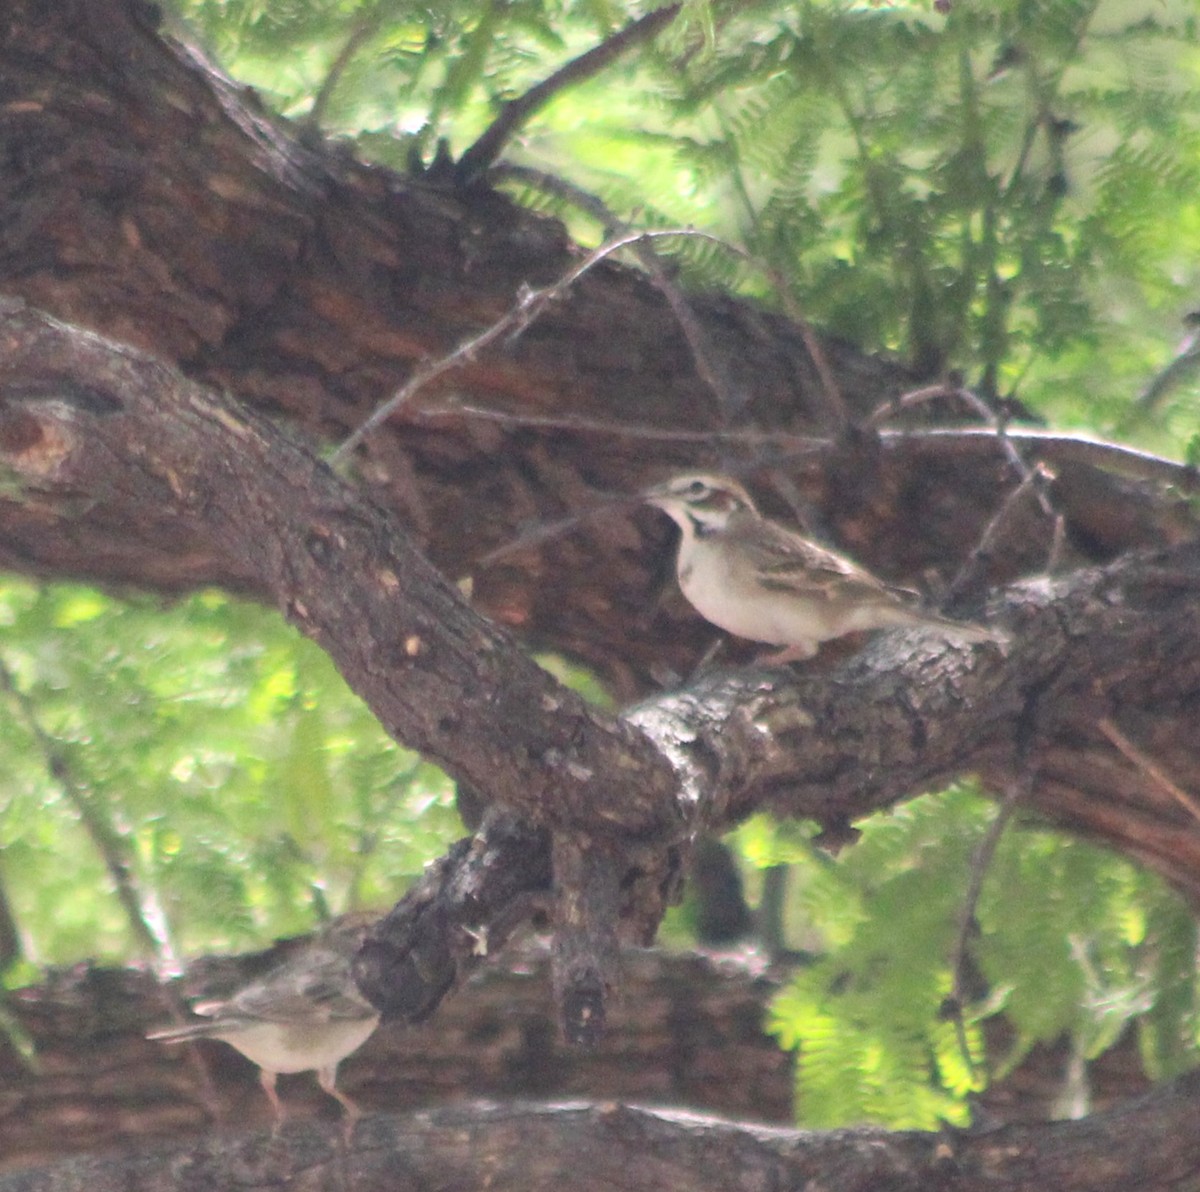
[742,521,905,604]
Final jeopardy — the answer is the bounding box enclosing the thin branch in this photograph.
[880,426,1198,492]
[757,264,850,433]
[865,381,979,427]
[948,395,1059,547]
[658,227,852,432]
[947,776,1028,1078]
[414,397,1197,493]
[418,401,826,451]
[473,502,636,570]
[492,163,744,422]
[1126,319,1200,423]
[418,409,826,571]
[306,11,383,130]
[1098,717,1200,827]
[944,464,1054,604]
[331,214,870,466]
[329,227,725,465]
[632,248,743,425]
[1045,509,1068,576]
[0,654,173,967]
[704,104,848,428]
[455,4,682,183]
[414,400,1192,573]
[872,384,1059,519]
[491,163,624,228]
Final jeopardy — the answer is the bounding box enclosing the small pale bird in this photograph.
[644,472,996,661]
[148,917,380,1133]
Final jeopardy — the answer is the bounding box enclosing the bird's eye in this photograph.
[684,480,709,499]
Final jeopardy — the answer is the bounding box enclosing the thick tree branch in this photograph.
[0,302,679,845]
[6,1078,1200,1192]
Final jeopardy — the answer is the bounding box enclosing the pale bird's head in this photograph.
[644,473,757,537]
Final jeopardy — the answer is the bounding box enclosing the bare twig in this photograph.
[329,227,727,465]
[493,163,744,421]
[473,502,635,570]
[416,398,1197,493]
[944,464,1054,604]
[891,390,1065,584]
[455,4,683,183]
[758,263,850,433]
[947,777,1028,1078]
[490,163,849,432]
[876,388,1198,580]
[873,384,1058,517]
[1127,317,1200,423]
[1098,717,1200,826]
[881,426,1198,492]
[415,399,1193,574]
[418,401,826,452]
[656,225,852,431]
[636,248,743,423]
[1045,508,1067,575]
[307,11,383,130]
[472,414,1190,577]
[332,214,877,466]
[0,653,174,968]
[865,381,978,427]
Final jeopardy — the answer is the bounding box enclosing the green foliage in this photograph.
[756,788,1200,1128]
[0,581,460,967]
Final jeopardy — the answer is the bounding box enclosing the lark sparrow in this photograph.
[148,917,379,1132]
[645,472,995,661]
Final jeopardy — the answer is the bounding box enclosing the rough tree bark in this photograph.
[2,1,1200,1188]
[6,1079,1200,1192]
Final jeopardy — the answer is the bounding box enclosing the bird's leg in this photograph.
[755,640,818,666]
[318,1063,362,1144]
[259,1069,285,1138]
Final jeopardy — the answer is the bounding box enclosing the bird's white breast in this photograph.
[214,1015,380,1074]
[678,538,829,646]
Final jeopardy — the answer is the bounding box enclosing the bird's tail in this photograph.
[146,1019,222,1043]
[919,611,1006,645]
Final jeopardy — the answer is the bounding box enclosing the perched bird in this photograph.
[148,917,379,1133]
[644,472,996,661]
